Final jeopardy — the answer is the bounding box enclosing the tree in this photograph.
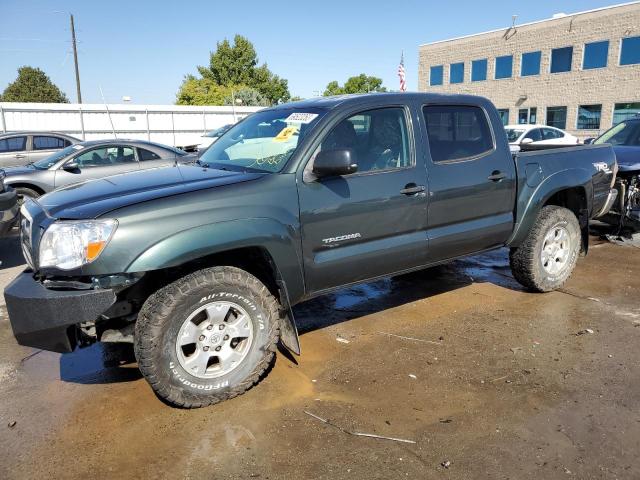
[1,66,69,103]
[177,34,290,106]
[175,75,232,106]
[323,74,387,96]
[223,86,269,107]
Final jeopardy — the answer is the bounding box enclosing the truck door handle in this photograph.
[400,184,426,195]
[488,171,506,181]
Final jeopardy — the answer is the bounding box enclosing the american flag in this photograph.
[398,52,407,92]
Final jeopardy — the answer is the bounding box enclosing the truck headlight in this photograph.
[39,219,117,270]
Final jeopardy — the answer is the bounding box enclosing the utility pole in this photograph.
[70,13,82,103]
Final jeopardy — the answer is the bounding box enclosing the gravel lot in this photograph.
[0,230,639,479]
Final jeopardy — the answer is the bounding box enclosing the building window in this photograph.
[521,51,541,76]
[518,107,537,124]
[620,36,640,65]
[613,102,640,124]
[550,46,573,73]
[583,40,609,69]
[495,55,513,79]
[497,109,509,126]
[577,105,602,130]
[546,107,567,130]
[430,65,444,86]
[471,59,487,82]
[450,62,464,84]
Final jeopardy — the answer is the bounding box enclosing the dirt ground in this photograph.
[0,230,639,480]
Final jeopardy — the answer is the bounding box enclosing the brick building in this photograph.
[418,2,640,139]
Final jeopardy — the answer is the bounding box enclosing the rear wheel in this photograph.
[134,266,280,408]
[510,206,581,292]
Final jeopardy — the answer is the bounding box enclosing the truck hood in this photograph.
[612,146,640,172]
[37,164,264,219]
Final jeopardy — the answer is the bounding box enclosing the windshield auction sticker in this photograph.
[274,126,298,142]
[285,112,318,124]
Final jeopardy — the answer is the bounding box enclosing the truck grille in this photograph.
[20,204,34,270]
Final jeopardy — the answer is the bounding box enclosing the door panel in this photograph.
[422,104,515,261]
[298,107,428,293]
[54,145,140,188]
[0,136,28,167]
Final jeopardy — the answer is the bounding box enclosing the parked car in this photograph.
[505,124,579,154]
[0,132,81,168]
[1,139,195,203]
[0,171,18,236]
[589,115,640,230]
[198,124,234,152]
[5,93,617,408]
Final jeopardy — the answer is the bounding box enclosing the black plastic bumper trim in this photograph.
[4,271,116,353]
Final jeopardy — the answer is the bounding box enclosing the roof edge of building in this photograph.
[418,1,640,48]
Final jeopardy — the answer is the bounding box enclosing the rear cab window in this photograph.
[423,105,494,162]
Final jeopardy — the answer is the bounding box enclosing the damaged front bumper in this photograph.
[4,271,116,353]
[594,188,618,219]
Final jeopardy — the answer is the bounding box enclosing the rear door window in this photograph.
[33,136,68,150]
[0,136,27,153]
[542,128,563,140]
[423,105,494,163]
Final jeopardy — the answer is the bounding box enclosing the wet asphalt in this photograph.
[0,230,639,479]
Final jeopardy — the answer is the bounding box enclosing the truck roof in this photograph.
[274,92,492,111]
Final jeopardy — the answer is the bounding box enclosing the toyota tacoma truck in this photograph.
[5,93,618,408]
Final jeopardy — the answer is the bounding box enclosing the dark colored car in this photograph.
[0,171,18,236]
[592,115,640,229]
[0,132,81,168]
[1,139,195,203]
[4,93,617,408]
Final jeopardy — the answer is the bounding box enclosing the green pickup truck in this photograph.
[5,93,618,408]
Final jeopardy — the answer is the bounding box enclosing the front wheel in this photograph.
[509,206,581,292]
[134,266,280,408]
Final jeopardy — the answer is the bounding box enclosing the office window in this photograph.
[613,102,640,124]
[583,40,609,69]
[521,51,541,76]
[430,65,444,86]
[450,62,464,84]
[423,105,494,163]
[620,36,640,65]
[497,109,509,126]
[577,105,602,130]
[495,55,513,79]
[546,106,567,130]
[550,46,573,73]
[518,107,537,124]
[471,59,487,82]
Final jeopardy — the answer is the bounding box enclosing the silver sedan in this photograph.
[1,139,195,202]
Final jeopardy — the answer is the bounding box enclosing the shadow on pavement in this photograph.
[60,342,142,384]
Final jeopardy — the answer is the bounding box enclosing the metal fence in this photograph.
[0,102,263,148]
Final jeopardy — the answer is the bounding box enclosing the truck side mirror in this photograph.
[313,149,358,178]
[583,138,594,145]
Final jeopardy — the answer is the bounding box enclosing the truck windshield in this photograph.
[199,108,325,173]
[595,121,640,146]
[505,128,525,143]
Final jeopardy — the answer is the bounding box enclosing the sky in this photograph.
[0,0,629,104]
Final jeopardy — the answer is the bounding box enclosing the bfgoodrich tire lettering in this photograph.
[509,206,581,292]
[134,266,280,408]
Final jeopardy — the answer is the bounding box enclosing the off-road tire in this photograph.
[509,206,581,292]
[134,266,280,408]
